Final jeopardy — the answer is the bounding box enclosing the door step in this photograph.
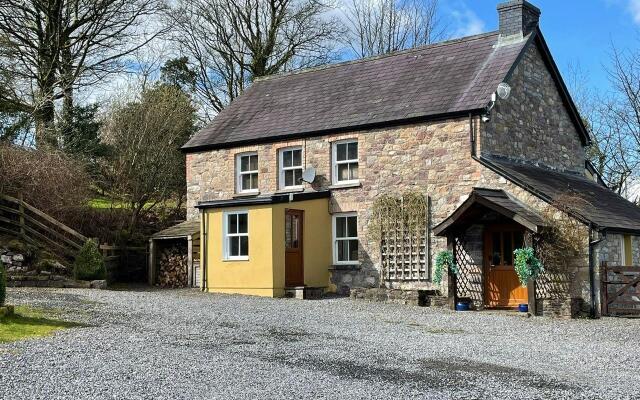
[284,286,325,300]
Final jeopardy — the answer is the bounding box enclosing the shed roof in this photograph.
[152,220,200,239]
[183,31,532,152]
[487,159,640,234]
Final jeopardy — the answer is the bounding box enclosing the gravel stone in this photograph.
[1,288,638,399]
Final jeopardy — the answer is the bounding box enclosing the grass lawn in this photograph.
[0,306,83,343]
[88,195,177,210]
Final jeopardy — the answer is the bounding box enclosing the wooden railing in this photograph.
[0,194,88,262]
[600,262,640,317]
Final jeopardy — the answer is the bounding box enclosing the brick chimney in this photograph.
[497,0,541,40]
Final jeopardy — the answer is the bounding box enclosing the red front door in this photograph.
[285,209,304,287]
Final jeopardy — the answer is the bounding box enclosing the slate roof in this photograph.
[489,159,640,234]
[152,220,200,239]
[183,31,531,151]
[434,188,547,236]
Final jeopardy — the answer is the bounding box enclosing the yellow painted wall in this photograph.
[203,206,277,297]
[624,235,633,266]
[202,198,332,297]
[271,198,333,293]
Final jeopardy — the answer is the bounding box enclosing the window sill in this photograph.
[329,264,361,271]
[328,182,361,190]
[223,257,249,262]
[275,187,304,194]
[233,192,260,198]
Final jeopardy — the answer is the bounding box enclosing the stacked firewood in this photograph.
[157,246,188,288]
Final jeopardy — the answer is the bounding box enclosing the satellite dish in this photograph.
[497,82,511,100]
[301,166,316,184]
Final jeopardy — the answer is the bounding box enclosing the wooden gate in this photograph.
[600,262,640,317]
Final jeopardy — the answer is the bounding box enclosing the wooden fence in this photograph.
[0,194,88,263]
[101,244,148,283]
[601,262,640,317]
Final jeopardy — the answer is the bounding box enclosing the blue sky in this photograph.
[445,0,640,93]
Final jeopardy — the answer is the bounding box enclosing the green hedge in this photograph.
[73,240,106,281]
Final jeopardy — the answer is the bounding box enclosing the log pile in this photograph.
[157,246,188,288]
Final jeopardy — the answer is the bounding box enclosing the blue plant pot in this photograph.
[518,304,529,313]
[456,302,470,312]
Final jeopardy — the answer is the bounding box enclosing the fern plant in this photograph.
[433,250,457,284]
[513,247,544,286]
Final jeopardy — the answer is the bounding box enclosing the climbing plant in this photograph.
[513,247,544,286]
[369,190,429,282]
[433,250,457,285]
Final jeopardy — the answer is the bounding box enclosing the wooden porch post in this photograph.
[447,234,457,310]
[527,279,537,315]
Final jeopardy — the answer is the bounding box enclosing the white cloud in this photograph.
[450,8,486,38]
[629,0,640,24]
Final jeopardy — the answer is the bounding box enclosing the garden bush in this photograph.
[73,240,106,281]
[0,259,6,307]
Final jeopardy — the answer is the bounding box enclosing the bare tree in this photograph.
[570,46,640,199]
[341,0,445,58]
[166,0,342,120]
[101,84,196,231]
[0,0,166,147]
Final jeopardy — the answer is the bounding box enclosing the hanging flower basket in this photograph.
[513,247,544,287]
[433,250,457,284]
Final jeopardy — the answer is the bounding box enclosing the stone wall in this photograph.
[597,233,640,266]
[186,38,594,306]
[482,43,586,174]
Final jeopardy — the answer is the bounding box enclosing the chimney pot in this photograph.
[497,0,541,39]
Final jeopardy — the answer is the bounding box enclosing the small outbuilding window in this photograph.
[333,213,358,264]
[224,211,249,260]
[279,147,303,189]
[332,140,359,185]
[236,152,259,193]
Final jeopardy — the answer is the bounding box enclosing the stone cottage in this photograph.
[182,1,640,317]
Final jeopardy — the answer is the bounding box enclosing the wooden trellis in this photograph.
[378,195,430,281]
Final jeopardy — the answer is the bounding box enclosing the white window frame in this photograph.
[331,139,359,185]
[278,146,304,189]
[236,152,259,194]
[332,212,359,265]
[223,210,249,261]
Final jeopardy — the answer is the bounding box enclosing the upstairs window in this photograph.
[224,211,249,260]
[279,147,303,189]
[333,213,358,264]
[332,140,359,185]
[236,152,258,193]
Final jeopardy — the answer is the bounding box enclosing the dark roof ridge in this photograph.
[254,31,500,83]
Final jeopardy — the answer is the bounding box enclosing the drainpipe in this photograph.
[201,210,208,292]
[469,113,476,157]
[588,224,605,318]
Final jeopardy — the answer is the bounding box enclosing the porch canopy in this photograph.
[434,188,547,236]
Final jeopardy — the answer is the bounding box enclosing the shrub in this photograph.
[73,240,106,281]
[513,247,544,287]
[0,144,91,224]
[0,259,6,306]
[433,250,458,285]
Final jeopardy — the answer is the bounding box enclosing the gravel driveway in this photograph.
[0,288,637,399]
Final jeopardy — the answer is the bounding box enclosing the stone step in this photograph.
[283,286,325,300]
